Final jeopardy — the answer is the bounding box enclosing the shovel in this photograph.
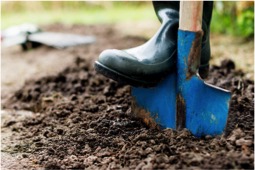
[27,32,96,49]
[132,1,231,137]
[1,23,96,50]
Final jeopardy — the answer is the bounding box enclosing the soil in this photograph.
[1,24,254,169]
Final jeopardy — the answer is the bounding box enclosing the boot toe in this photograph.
[97,48,175,78]
[98,49,140,75]
[98,49,135,64]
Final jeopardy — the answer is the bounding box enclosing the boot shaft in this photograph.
[153,1,213,27]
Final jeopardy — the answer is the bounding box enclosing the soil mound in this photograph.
[2,58,254,169]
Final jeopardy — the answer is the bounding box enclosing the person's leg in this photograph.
[95,1,213,87]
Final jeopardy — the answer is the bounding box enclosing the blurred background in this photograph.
[2,1,254,38]
[1,1,254,86]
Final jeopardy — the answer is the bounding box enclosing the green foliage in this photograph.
[237,8,254,38]
[211,2,254,38]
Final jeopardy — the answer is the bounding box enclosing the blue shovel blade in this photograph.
[132,73,177,129]
[131,73,231,137]
[181,76,231,137]
[131,30,231,137]
[177,30,231,137]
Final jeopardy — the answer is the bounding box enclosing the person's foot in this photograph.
[95,1,213,87]
[95,8,179,87]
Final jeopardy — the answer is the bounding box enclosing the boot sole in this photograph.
[95,61,209,87]
[94,61,160,87]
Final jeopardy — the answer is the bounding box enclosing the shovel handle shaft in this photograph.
[179,1,203,31]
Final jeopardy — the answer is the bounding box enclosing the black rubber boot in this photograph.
[95,1,213,87]
[153,1,213,78]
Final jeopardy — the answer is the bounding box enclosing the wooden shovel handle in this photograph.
[179,1,203,32]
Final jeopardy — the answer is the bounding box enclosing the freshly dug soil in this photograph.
[2,54,254,169]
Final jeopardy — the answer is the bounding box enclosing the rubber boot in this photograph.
[153,1,213,78]
[95,1,213,87]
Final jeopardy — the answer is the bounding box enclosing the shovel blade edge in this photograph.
[182,76,231,137]
[131,73,177,129]
[131,73,231,137]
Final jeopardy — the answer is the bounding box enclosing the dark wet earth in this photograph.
[1,24,254,169]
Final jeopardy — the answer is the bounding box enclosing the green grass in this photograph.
[211,7,254,38]
[2,2,253,38]
[1,2,156,29]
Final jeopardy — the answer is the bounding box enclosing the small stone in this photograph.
[176,128,191,139]
[236,138,253,146]
[96,150,111,157]
[42,96,54,103]
[145,147,153,154]
[227,128,245,142]
[205,135,212,140]
[150,140,156,145]
[69,155,78,161]
[83,144,91,153]
[84,156,97,165]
